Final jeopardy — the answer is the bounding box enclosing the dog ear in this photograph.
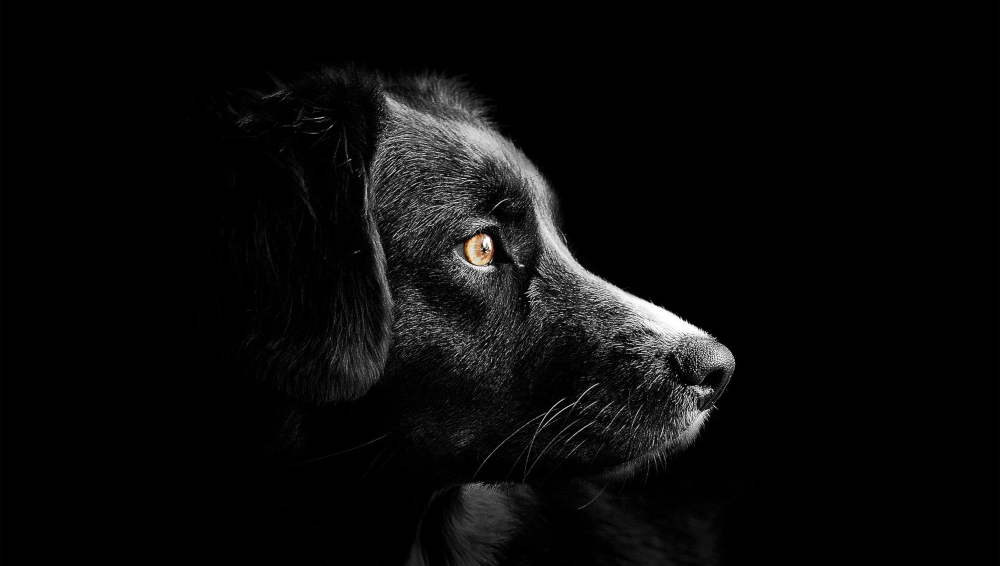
[196,69,392,404]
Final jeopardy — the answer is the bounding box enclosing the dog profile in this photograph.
[172,67,735,565]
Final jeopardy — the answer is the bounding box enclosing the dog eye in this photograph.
[463,233,495,266]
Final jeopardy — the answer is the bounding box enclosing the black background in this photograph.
[2,7,997,565]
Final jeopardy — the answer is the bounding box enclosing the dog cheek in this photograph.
[379,304,523,417]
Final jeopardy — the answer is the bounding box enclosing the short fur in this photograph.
[172,67,735,565]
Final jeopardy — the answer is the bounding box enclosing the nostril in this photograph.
[702,367,729,390]
[670,338,735,410]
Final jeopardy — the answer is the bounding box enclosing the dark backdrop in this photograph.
[2,8,997,565]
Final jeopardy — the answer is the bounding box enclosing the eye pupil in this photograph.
[464,233,495,266]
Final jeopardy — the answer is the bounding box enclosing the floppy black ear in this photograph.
[195,69,392,404]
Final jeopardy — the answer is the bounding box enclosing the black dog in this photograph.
[170,67,735,565]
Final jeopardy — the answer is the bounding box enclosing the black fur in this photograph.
[197,69,392,403]
[171,67,735,565]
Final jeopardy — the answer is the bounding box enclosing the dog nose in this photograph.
[671,338,735,410]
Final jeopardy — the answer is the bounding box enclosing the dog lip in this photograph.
[698,383,728,411]
[684,383,722,411]
[590,443,679,482]
[594,414,708,481]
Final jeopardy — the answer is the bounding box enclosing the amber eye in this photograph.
[463,233,495,266]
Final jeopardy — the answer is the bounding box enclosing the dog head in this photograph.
[196,68,734,483]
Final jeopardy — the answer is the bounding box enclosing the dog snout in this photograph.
[670,338,735,410]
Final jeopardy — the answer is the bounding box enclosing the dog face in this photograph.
[199,69,733,485]
[363,85,734,482]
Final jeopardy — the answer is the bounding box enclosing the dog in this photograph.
[169,67,735,565]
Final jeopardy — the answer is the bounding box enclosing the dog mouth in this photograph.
[697,382,731,411]
[575,382,714,481]
[689,383,729,412]
[590,409,710,481]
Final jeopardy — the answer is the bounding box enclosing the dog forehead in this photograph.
[379,95,555,216]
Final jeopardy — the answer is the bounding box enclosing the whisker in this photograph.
[614,421,630,440]
[523,397,568,480]
[488,197,513,214]
[545,438,589,480]
[371,449,397,480]
[629,404,643,433]
[287,433,389,467]
[578,481,611,510]
[362,445,390,480]
[504,401,573,481]
[563,421,597,446]
[524,417,582,479]
[575,397,602,416]
[473,412,548,479]
[599,405,629,437]
[537,400,579,434]
[566,383,601,420]
[595,401,615,419]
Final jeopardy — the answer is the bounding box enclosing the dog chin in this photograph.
[593,409,711,482]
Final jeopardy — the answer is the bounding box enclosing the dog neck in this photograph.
[169,365,532,564]
[406,483,518,566]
